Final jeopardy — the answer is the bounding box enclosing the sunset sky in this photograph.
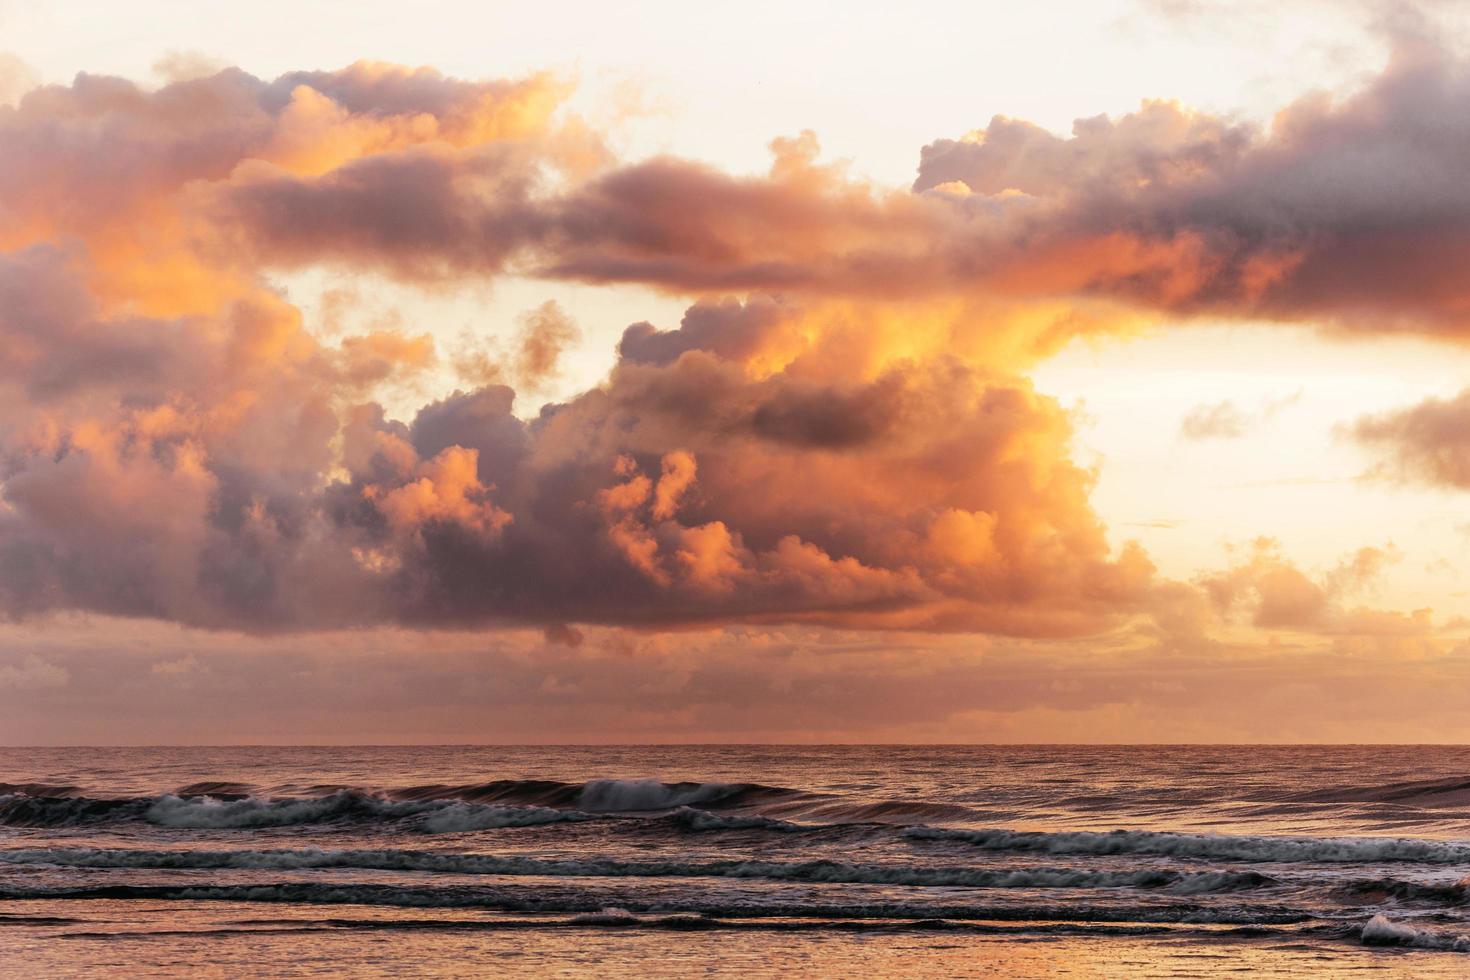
[4,0,1470,743]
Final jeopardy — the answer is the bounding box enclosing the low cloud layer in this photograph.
[0,615,1462,744]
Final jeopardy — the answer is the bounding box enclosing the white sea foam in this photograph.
[0,778,800,830]
[1362,914,1470,951]
[136,792,594,832]
[143,791,420,828]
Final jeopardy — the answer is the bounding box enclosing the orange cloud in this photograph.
[171,36,1470,348]
[0,48,1457,645]
[1199,539,1402,633]
[1353,389,1470,488]
[451,300,581,392]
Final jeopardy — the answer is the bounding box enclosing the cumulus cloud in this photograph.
[1199,538,1403,632]
[169,29,1470,355]
[0,54,1173,637]
[907,32,1470,334]
[0,45,1461,645]
[1353,389,1470,488]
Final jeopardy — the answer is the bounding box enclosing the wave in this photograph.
[0,794,145,827]
[574,779,780,811]
[1295,776,1470,809]
[51,912,1334,942]
[788,800,985,824]
[419,804,591,833]
[669,806,809,832]
[906,826,1470,865]
[0,846,1275,893]
[171,781,255,799]
[144,793,434,829]
[0,881,1309,923]
[0,782,84,798]
[0,791,591,832]
[1362,914,1470,951]
[1338,875,1470,905]
[266,777,807,812]
[0,778,813,829]
[386,778,785,810]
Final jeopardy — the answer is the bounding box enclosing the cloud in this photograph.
[0,255,1154,633]
[0,49,1456,646]
[1180,390,1301,440]
[0,53,36,107]
[0,53,1163,640]
[152,51,229,84]
[2,615,1467,744]
[451,300,581,392]
[0,653,68,690]
[178,29,1470,354]
[1353,389,1470,488]
[1180,400,1250,439]
[1199,538,1401,631]
[904,30,1470,334]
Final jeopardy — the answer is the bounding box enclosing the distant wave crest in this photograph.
[0,778,813,831]
[905,826,1470,864]
[0,845,1275,893]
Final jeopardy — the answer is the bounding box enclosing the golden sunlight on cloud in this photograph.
[0,15,1469,744]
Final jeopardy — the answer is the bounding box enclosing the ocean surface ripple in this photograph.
[6,745,1470,973]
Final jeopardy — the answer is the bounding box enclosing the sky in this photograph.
[2,0,1470,743]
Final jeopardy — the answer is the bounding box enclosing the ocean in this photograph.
[4,745,1470,976]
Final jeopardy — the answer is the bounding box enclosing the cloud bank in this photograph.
[1,37,1465,641]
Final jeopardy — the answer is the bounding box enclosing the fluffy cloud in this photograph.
[1199,538,1405,632]
[320,310,1152,634]
[911,33,1470,334]
[181,32,1470,346]
[0,57,1169,636]
[0,43,1462,644]
[1353,389,1470,488]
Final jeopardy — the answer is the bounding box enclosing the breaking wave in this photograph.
[1362,914,1470,951]
[0,790,592,832]
[0,778,821,830]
